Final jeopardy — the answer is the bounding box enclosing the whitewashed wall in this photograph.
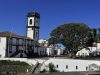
[76,48,90,57]
[56,49,64,56]
[28,17,35,26]
[97,43,100,49]
[0,37,7,58]
[47,47,54,56]
[88,47,97,52]
[41,59,100,72]
[27,17,35,40]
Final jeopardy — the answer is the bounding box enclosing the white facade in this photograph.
[47,47,54,56]
[76,48,90,57]
[88,47,97,52]
[56,48,64,56]
[0,37,7,58]
[76,43,100,57]
[0,35,34,58]
[88,43,100,52]
[46,44,64,56]
[97,43,100,49]
[41,59,100,72]
[38,39,48,47]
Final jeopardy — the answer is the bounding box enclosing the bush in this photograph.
[48,63,55,72]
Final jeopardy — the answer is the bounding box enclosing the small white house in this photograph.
[76,43,100,57]
[46,44,64,56]
[76,48,90,57]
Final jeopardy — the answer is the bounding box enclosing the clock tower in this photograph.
[27,12,40,41]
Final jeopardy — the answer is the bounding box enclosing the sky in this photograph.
[0,0,100,39]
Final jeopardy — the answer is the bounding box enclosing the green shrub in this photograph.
[48,63,55,72]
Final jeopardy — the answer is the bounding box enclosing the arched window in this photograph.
[30,19,32,24]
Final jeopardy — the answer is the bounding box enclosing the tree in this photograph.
[49,23,92,55]
[97,28,100,36]
[48,36,58,46]
[96,28,100,42]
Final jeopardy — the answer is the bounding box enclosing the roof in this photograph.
[0,31,32,40]
[27,12,40,18]
[0,31,41,46]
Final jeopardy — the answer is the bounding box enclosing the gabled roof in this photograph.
[0,31,32,40]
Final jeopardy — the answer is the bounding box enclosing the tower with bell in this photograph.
[27,12,40,41]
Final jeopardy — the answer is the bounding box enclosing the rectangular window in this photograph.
[86,66,88,70]
[66,65,68,69]
[30,19,32,24]
[76,66,78,70]
[0,55,1,58]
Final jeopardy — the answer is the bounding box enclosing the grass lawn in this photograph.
[0,60,32,74]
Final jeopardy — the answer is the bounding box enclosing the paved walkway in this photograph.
[21,71,100,75]
[33,63,42,74]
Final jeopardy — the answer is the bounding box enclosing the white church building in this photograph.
[0,12,65,58]
[0,12,47,58]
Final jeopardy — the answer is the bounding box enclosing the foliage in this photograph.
[49,23,93,55]
[48,63,55,72]
[96,28,100,42]
[97,28,100,36]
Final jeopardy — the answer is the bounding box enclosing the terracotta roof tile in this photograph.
[0,31,32,40]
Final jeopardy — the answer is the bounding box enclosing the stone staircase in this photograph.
[10,51,19,57]
[33,63,42,74]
